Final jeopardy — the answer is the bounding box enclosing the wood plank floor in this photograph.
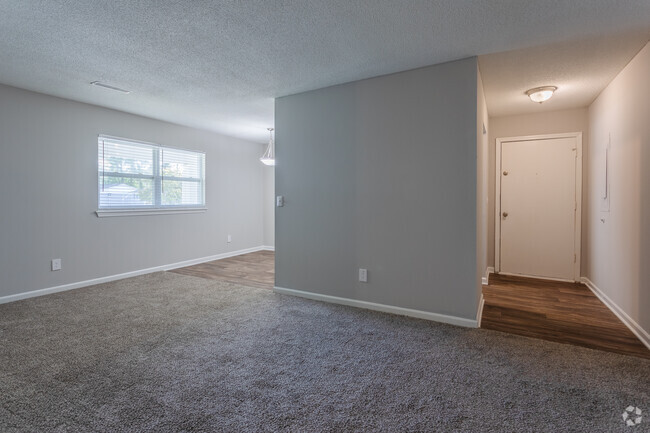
[482,273,650,359]
[169,250,274,289]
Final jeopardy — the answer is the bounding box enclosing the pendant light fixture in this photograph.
[260,127,275,166]
[526,86,557,103]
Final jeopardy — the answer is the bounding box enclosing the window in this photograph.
[97,136,205,215]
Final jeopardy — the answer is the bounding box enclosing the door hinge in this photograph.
[574,254,577,263]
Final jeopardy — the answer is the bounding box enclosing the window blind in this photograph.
[98,136,205,210]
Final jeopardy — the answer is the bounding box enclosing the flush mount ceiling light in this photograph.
[260,127,275,166]
[526,86,557,103]
[90,81,131,94]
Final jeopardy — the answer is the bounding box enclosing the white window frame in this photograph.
[96,135,207,217]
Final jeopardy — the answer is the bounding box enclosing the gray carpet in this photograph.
[1,272,648,432]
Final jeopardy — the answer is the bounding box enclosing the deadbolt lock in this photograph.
[503,171,508,176]
[502,212,508,218]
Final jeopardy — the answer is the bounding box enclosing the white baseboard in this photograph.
[482,267,495,285]
[476,293,485,326]
[261,246,275,251]
[273,286,478,328]
[0,246,269,305]
[499,271,575,283]
[581,277,650,351]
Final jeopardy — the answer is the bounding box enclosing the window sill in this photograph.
[95,207,207,218]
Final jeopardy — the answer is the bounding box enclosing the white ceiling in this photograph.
[479,31,650,117]
[0,1,649,142]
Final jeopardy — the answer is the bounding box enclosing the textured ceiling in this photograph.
[479,31,650,117]
[0,1,649,142]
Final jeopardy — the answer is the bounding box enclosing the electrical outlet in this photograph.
[51,258,62,271]
[358,268,368,283]
[227,235,232,243]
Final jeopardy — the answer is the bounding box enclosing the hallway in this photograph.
[481,274,650,359]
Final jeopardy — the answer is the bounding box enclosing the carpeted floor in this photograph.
[1,272,648,432]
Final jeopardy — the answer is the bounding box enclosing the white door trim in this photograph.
[495,132,582,282]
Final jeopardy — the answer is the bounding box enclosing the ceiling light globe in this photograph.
[526,86,557,103]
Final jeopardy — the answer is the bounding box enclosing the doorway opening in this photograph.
[482,131,649,357]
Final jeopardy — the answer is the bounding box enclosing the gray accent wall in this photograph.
[0,84,267,299]
[275,57,479,320]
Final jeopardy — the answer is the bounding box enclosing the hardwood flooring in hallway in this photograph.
[481,273,650,359]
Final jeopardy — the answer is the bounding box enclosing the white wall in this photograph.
[263,167,275,248]
[477,65,489,289]
[0,84,267,299]
[275,57,479,323]
[487,108,590,271]
[587,42,650,340]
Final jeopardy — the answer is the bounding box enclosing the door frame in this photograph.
[495,132,582,282]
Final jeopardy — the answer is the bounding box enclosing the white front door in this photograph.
[497,134,581,281]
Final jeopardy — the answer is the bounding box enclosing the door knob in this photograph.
[502,212,508,218]
[503,171,508,176]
